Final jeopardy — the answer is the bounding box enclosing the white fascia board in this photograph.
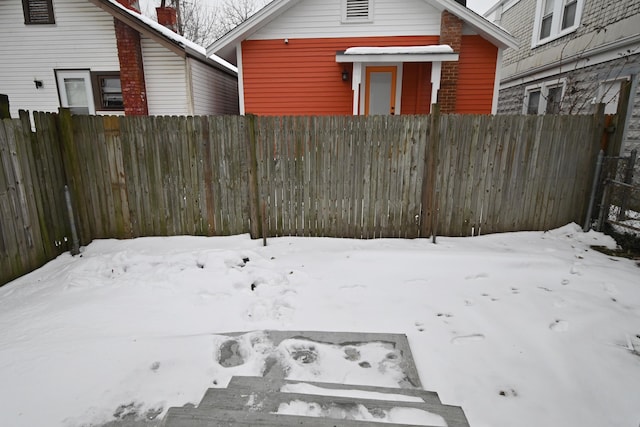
[428,0,519,49]
[336,53,459,63]
[206,0,301,62]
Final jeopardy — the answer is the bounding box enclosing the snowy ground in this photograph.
[0,223,639,427]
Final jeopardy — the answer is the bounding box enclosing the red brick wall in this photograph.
[439,10,463,113]
[113,18,148,116]
[156,7,178,32]
[115,0,140,12]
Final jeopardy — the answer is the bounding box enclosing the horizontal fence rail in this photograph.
[1,111,604,286]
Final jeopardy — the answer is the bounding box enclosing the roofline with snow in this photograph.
[206,0,518,61]
[89,0,238,77]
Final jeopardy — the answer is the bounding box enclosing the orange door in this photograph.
[364,66,398,115]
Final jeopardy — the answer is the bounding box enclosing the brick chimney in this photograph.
[115,0,140,12]
[113,18,149,115]
[438,10,463,113]
[156,7,178,32]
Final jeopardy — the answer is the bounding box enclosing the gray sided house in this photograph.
[0,0,239,118]
[485,0,640,159]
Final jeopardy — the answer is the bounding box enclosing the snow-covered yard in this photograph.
[0,223,638,427]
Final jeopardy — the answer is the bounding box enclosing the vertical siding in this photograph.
[0,0,120,117]
[456,35,498,114]
[189,59,239,115]
[242,36,439,115]
[140,36,190,115]
[250,0,441,40]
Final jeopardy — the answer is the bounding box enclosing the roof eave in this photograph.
[432,0,518,49]
[206,0,302,62]
[206,0,519,62]
[90,0,237,76]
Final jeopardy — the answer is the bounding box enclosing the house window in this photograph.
[532,0,583,46]
[22,0,55,24]
[526,89,542,115]
[55,70,95,115]
[92,72,124,111]
[524,81,565,115]
[342,0,373,23]
[546,85,563,114]
[597,79,628,115]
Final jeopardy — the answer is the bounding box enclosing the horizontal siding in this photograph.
[250,0,441,40]
[456,35,498,114]
[0,0,120,117]
[242,36,439,115]
[140,36,190,115]
[189,59,239,115]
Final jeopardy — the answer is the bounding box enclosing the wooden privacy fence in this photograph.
[1,110,604,285]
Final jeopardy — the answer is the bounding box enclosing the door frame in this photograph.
[360,63,403,116]
[54,69,96,115]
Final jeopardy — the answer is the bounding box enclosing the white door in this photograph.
[56,70,95,115]
[365,66,397,115]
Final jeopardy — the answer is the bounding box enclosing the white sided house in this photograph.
[0,0,239,118]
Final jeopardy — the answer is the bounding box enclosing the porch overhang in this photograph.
[335,45,459,63]
[337,46,458,115]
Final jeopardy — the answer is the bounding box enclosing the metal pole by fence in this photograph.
[584,150,604,231]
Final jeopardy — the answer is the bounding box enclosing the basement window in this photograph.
[22,0,55,24]
[92,72,124,111]
[523,80,566,115]
[342,0,373,23]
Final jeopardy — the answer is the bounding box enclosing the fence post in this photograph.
[245,114,262,240]
[420,104,440,239]
[583,150,604,231]
[0,94,10,119]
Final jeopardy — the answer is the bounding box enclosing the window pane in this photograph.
[562,0,577,29]
[546,86,562,114]
[64,78,88,107]
[543,0,555,15]
[527,90,541,114]
[540,15,553,38]
[100,77,123,108]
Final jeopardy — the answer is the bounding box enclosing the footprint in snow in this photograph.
[549,320,569,332]
[604,283,618,296]
[451,334,485,344]
[570,264,581,275]
[465,273,489,280]
[553,298,568,308]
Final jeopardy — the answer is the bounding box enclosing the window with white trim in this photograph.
[342,0,373,23]
[596,78,628,115]
[532,0,583,46]
[523,80,566,115]
[55,70,95,115]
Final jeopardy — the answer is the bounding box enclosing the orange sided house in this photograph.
[207,0,518,116]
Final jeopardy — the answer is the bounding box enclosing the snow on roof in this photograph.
[344,45,454,55]
[104,0,238,74]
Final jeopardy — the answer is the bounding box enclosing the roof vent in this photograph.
[345,0,370,21]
